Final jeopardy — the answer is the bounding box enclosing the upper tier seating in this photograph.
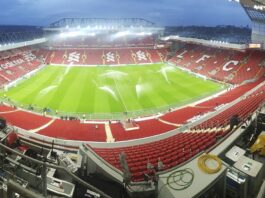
[49,35,155,48]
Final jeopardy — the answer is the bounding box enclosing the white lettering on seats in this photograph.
[222,60,239,71]
[196,55,210,64]
[67,52,80,64]
[177,50,187,59]
[106,52,115,62]
[22,51,36,62]
[0,58,24,69]
[136,51,147,61]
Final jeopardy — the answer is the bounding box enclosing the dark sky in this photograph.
[0,0,250,26]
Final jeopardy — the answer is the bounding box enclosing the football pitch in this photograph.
[3,63,223,116]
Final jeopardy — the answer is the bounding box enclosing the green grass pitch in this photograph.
[3,63,223,115]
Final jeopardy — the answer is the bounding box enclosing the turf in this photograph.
[3,63,223,116]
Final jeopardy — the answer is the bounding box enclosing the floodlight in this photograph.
[115,31,130,37]
[162,37,169,41]
[59,32,67,38]
[137,32,152,36]
[59,31,79,38]
[87,32,96,36]
[70,31,80,37]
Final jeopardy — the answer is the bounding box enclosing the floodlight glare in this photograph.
[59,32,67,38]
[137,32,152,36]
[87,32,96,36]
[59,31,79,38]
[115,31,130,37]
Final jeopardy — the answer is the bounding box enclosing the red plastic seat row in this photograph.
[92,131,217,181]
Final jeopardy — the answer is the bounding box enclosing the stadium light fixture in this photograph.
[137,32,152,36]
[87,32,96,36]
[115,31,130,37]
[59,31,78,38]
[112,31,153,38]
[59,32,66,38]
[161,37,169,41]
[59,30,96,38]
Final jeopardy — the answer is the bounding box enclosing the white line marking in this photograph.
[105,123,115,143]
[28,119,56,133]
[0,109,20,114]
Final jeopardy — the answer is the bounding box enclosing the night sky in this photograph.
[0,0,250,26]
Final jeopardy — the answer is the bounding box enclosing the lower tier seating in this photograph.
[92,131,220,182]
[0,106,51,130]
[37,119,106,141]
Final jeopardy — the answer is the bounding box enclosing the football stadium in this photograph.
[0,0,265,198]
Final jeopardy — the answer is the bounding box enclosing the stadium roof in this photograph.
[44,18,164,33]
[49,18,156,28]
[241,0,265,24]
